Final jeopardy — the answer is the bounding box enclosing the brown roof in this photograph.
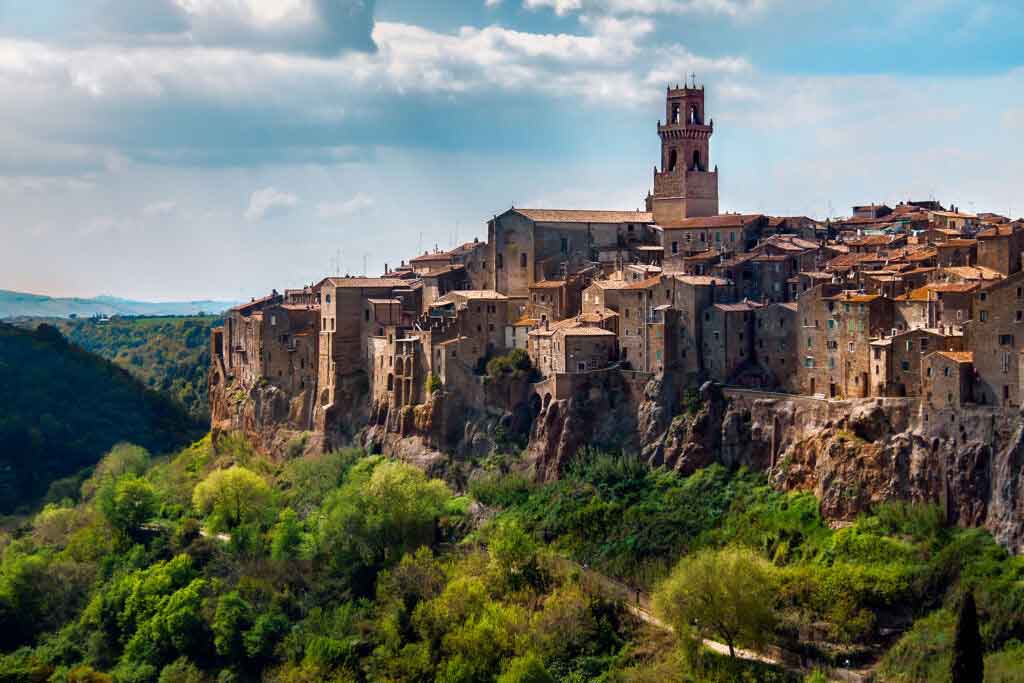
[935,351,973,364]
[674,275,732,286]
[937,239,977,248]
[513,208,653,224]
[436,290,509,303]
[661,213,763,230]
[530,280,566,289]
[327,277,409,289]
[977,224,1018,238]
[561,326,616,337]
[714,302,763,312]
[366,298,401,305]
[408,252,452,263]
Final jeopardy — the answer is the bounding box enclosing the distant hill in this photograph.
[31,316,220,421]
[0,289,238,319]
[0,322,205,513]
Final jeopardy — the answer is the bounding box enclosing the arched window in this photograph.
[692,150,701,171]
[668,149,677,172]
[689,105,699,124]
[387,373,394,391]
[671,103,680,124]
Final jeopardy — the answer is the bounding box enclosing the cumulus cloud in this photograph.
[316,193,374,219]
[244,186,298,221]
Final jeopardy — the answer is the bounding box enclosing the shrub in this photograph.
[486,349,534,380]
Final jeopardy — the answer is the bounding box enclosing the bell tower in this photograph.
[647,79,719,224]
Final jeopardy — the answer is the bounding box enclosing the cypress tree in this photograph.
[951,590,984,683]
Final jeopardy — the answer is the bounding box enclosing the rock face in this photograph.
[211,361,1024,554]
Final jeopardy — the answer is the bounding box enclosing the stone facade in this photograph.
[965,270,1024,406]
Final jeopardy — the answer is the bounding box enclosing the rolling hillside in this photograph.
[0,289,237,319]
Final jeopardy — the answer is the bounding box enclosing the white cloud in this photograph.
[143,200,177,216]
[245,186,298,221]
[316,193,374,219]
[523,0,773,17]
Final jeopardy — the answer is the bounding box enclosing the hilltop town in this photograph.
[211,82,1024,437]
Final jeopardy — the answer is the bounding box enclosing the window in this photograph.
[672,241,679,254]
[980,310,988,322]
[980,292,988,302]
[497,254,504,269]
[561,237,568,254]
[848,341,855,352]
[325,294,331,304]
[520,253,527,268]
[715,231,721,242]
[1017,310,1023,322]
[1018,287,1023,298]
[1000,334,1015,346]
[926,367,932,377]
[804,357,815,368]
[943,366,950,377]
[827,319,836,330]
[920,338,930,351]
[730,231,736,242]
[806,337,813,349]
[364,309,370,322]
[901,360,910,371]
[1002,352,1011,373]
[828,357,836,369]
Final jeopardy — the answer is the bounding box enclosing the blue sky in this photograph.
[2,0,1023,300]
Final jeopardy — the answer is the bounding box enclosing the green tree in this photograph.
[951,591,984,683]
[192,466,273,531]
[98,475,158,541]
[317,460,450,582]
[654,547,778,659]
[270,508,303,561]
[212,591,253,662]
[82,444,152,499]
[497,654,555,683]
[158,657,207,683]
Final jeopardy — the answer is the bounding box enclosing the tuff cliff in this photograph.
[528,377,1024,554]
[211,363,1024,554]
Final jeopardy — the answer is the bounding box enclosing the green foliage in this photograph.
[486,348,534,380]
[192,466,273,531]
[655,546,778,658]
[0,322,203,513]
[97,475,158,542]
[497,653,555,683]
[427,373,443,394]
[468,470,534,508]
[316,459,450,589]
[270,508,304,561]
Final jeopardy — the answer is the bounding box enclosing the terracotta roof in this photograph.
[561,326,616,337]
[937,239,976,247]
[513,208,653,224]
[327,277,410,289]
[714,302,763,312]
[846,235,899,247]
[661,213,763,229]
[580,307,618,323]
[366,298,401,305]
[935,351,973,364]
[409,252,452,263]
[944,266,1004,281]
[231,293,281,313]
[436,290,509,303]
[593,276,662,290]
[674,275,732,286]
[977,224,1018,238]
[824,292,882,303]
[930,211,977,219]
[530,280,566,289]
[512,316,539,327]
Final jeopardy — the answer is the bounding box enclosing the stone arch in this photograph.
[689,104,699,124]
[668,148,678,172]
[672,102,680,124]
[692,150,701,171]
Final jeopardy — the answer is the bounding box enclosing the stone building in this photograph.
[796,285,895,398]
[752,302,798,391]
[976,224,1024,276]
[527,319,617,377]
[487,208,655,298]
[647,83,719,223]
[869,328,964,397]
[701,301,761,383]
[221,292,284,385]
[318,277,414,410]
[658,214,766,270]
[922,351,975,408]
[965,270,1024,406]
[430,290,512,358]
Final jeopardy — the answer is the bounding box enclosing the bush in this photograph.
[486,349,533,380]
[468,471,534,508]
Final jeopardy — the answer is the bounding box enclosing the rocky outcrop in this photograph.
[209,378,319,458]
